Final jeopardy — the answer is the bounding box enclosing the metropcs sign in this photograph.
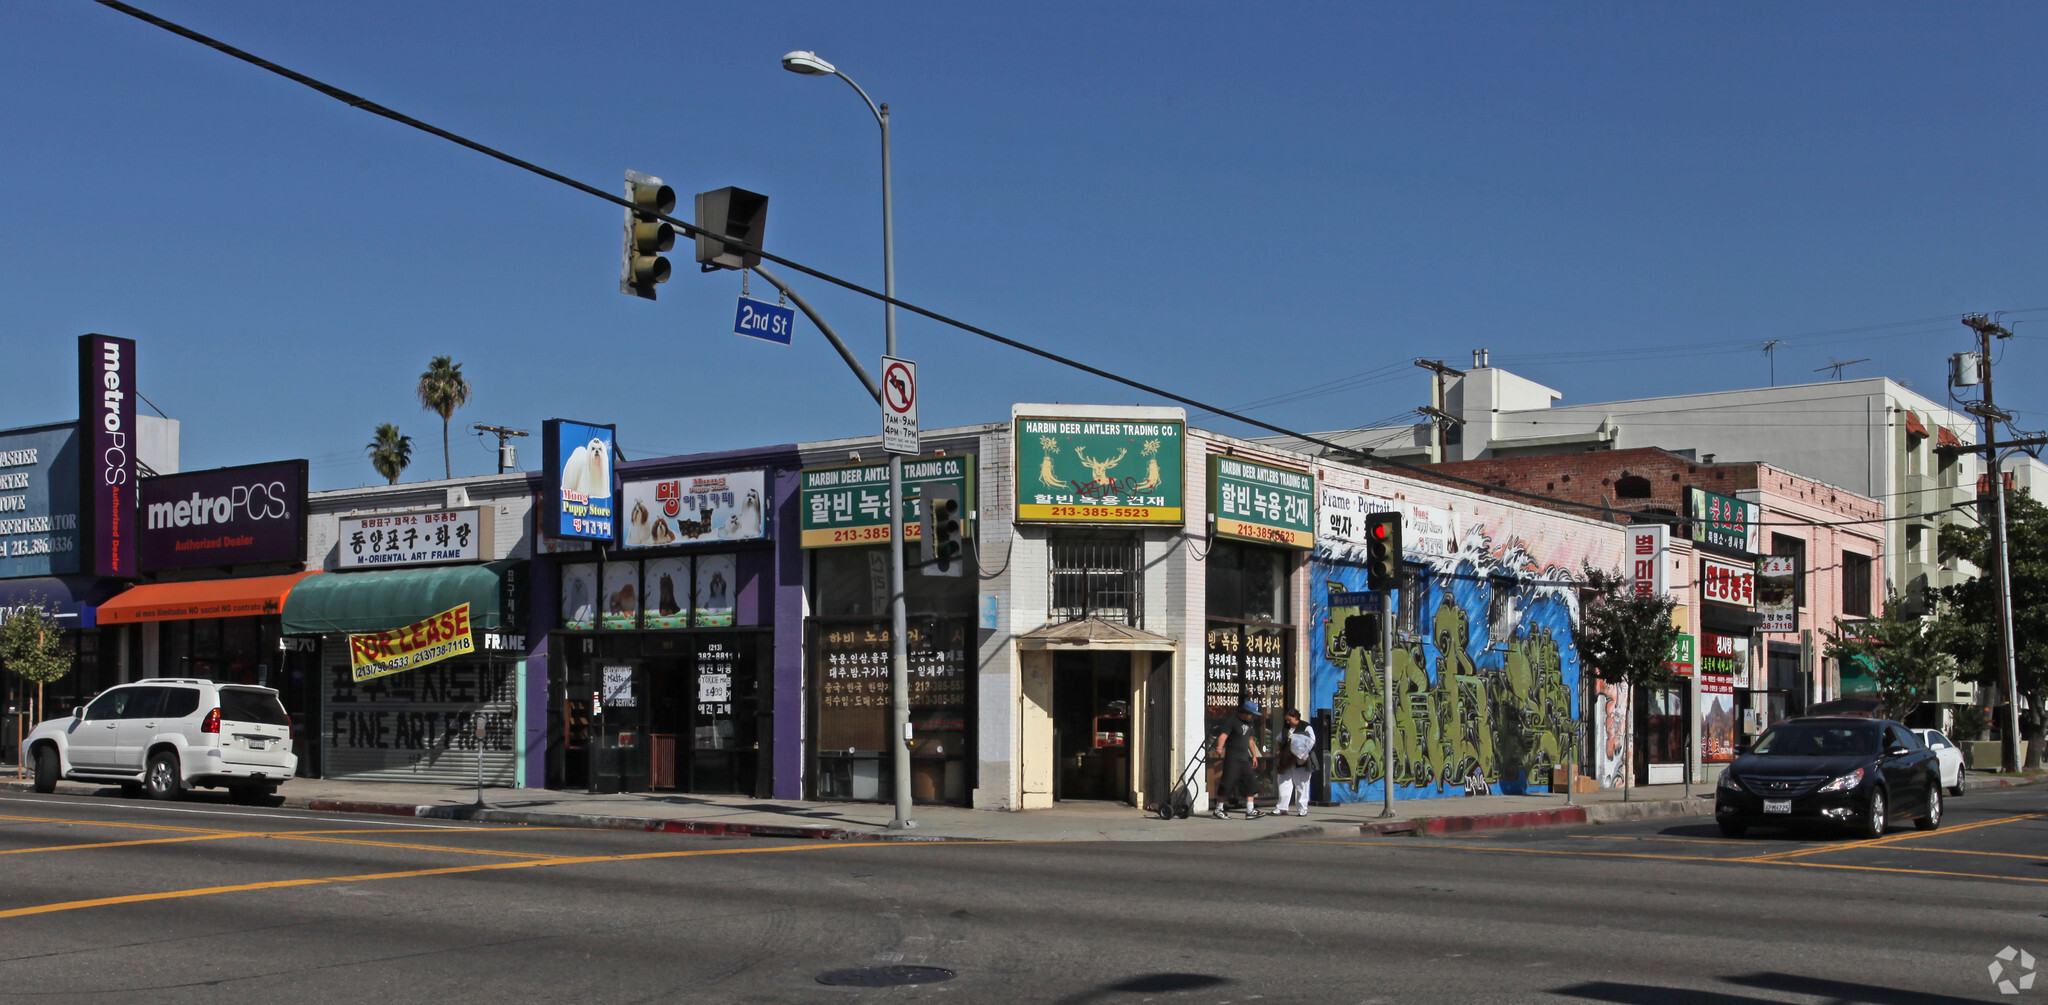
[137,460,306,571]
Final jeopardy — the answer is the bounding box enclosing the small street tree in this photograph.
[365,422,414,485]
[1940,489,2048,769]
[1,599,72,726]
[416,355,472,480]
[1577,565,1681,801]
[1821,593,1956,724]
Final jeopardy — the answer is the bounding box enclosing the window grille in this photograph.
[1049,534,1142,625]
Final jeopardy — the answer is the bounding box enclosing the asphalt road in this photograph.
[0,785,2042,1004]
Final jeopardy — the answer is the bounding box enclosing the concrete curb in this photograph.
[300,798,892,841]
[1961,771,2048,792]
[1357,796,1710,838]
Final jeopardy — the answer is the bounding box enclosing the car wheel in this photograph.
[31,746,57,794]
[1949,765,1965,797]
[1915,785,1942,831]
[1861,788,1887,839]
[1717,820,1748,838]
[144,751,183,801]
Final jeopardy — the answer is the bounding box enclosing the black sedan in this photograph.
[1714,716,1943,838]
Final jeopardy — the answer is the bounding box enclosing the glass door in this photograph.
[688,635,758,794]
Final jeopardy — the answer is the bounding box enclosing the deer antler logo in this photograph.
[1073,447,1127,486]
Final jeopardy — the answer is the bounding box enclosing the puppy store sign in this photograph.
[543,419,616,542]
[619,470,768,548]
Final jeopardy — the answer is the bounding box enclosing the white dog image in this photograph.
[560,438,611,500]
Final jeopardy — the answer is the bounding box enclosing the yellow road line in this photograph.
[0,840,916,920]
[1293,840,1735,864]
[1740,811,2044,862]
[1881,845,2048,864]
[0,813,234,836]
[263,833,562,859]
[1568,834,1799,849]
[0,834,250,856]
[1787,860,2048,885]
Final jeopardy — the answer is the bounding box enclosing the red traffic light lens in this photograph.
[1371,523,1389,540]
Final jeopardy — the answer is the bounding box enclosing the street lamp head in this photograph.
[781,50,837,76]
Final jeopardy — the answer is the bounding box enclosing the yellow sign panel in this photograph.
[1014,502,1183,523]
[348,603,475,683]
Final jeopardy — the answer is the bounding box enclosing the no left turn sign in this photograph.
[881,355,918,455]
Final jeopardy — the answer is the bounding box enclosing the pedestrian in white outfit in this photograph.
[1275,708,1316,818]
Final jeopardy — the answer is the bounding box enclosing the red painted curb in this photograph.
[304,799,426,817]
[1413,807,1588,835]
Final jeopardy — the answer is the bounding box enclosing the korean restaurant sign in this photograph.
[337,507,489,569]
[1700,555,1756,609]
[348,603,475,683]
[799,455,974,548]
[1208,456,1313,549]
[1014,417,1183,525]
[1629,524,1668,597]
[1686,487,1760,554]
[1756,556,1797,632]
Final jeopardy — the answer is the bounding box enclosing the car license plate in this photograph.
[247,739,268,751]
[1763,799,1792,814]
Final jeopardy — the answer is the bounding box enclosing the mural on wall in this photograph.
[1314,515,1592,801]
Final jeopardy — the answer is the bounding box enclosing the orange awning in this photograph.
[1937,426,1961,449]
[1903,411,1928,437]
[95,572,320,625]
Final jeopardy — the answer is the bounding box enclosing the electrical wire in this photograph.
[87,0,1990,539]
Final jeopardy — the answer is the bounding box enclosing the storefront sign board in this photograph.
[0,422,82,578]
[1014,417,1183,524]
[1629,525,1668,597]
[1699,633,1743,763]
[138,460,307,571]
[1687,488,1759,554]
[619,469,767,548]
[1209,456,1313,549]
[81,334,136,578]
[349,603,475,683]
[1756,556,1797,632]
[1700,555,1756,608]
[799,454,974,548]
[337,508,486,569]
[543,419,616,542]
[1314,485,1459,563]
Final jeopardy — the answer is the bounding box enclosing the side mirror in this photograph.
[1734,742,1751,756]
[71,706,84,721]
[1887,745,1910,758]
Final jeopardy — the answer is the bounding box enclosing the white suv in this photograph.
[22,678,296,804]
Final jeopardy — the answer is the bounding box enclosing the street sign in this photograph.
[733,295,795,346]
[881,355,918,456]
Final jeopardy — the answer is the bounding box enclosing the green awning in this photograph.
[281,561,519,635]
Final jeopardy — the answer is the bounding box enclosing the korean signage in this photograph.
[138,460,307,571]
[1665,633,1695,669]
[798,455,973,548]
[338,507,487,569]
[1700,555,1756,608]
[1209,456,1313,549]
[1315,485,1460,563]
[620,470,767,548]
[1756,556,1797,632]
[0,422,81,578]
[1629,524,1668,597]
[812,618,969,752]
[81,334,137,578]
[542,419,616,542]
[1014,416,1183,524]
[1687,488,1759,554]
[1700,633,1743,763]
[348,603,475,683]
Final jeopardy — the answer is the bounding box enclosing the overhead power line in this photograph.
[90,0,1957,537]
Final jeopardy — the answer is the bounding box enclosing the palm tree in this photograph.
[365,423,413,485]
[415,356,472,479]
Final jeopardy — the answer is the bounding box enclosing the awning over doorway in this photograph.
[281,562,515,635]
[95,571,320,625]
[1017,617,1179,652]
[0,576,124,626]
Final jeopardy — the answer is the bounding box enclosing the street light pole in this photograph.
[786,51,915,828]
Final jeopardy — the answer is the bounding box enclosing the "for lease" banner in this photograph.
[349,603,474,683]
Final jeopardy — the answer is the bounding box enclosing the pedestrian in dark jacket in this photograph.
[1212,700,1265,820]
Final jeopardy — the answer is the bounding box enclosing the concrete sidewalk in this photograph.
[7,770,2033,842]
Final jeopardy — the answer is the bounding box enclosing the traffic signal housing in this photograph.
[1364,511,1403,591]
[1342,613,1382,650]
[620,170,675,299]
[695,186,769,271]
[921,483,963,577]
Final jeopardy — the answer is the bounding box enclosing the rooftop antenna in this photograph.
[1761,340,1783,386]
[1814,357,1870,381]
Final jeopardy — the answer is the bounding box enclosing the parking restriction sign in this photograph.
[881,356,918,455]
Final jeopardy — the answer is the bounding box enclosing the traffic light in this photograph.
[921,483,963,577]
[1364,511,1403,591]
[695,186,769,271]
[1342,613,1381,650]
[620,170,675,300]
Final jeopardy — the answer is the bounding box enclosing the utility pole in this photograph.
[473,424,528,474]
[1962,313,2023,774]
[1761,340,1782,387]
[1413,359,1465,463]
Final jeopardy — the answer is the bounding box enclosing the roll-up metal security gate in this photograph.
[320,634,517,784]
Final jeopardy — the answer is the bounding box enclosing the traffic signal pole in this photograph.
[1380,588,1397,819]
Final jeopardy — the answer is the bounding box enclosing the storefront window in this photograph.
[1639,685,1690,771]
[1049,534,1142,625]
[812,545,972,618]
[809,616,970,804]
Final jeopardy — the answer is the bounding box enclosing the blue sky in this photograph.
[4,2,2046,488]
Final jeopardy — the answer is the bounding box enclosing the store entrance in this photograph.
[551,632,766,795]
[645,637,757,794]
[1052,651,1133,802]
